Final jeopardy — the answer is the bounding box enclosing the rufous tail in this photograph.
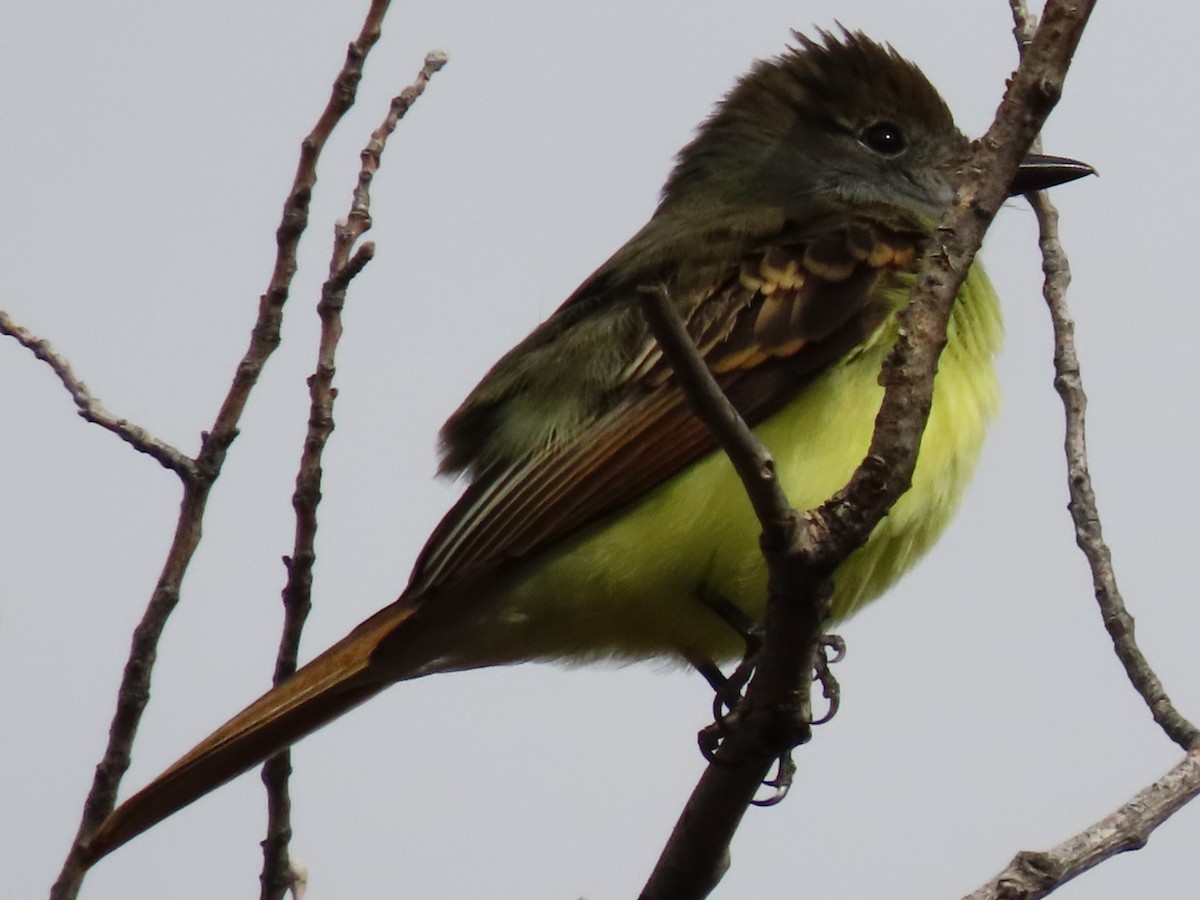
[82,598,420,864]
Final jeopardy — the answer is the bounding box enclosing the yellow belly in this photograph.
[449,264,1001,668]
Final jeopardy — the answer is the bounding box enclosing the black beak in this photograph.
[1008,153,1095,196]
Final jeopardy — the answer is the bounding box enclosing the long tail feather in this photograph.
[83,599,420,864]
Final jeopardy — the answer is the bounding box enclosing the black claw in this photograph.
[689,655,749,764]
[687,588,767,758]
[697,722,725,764]
[689,593,844,802]
[750,753,797,807]
[820,634,847,665]
[811,633,844,726]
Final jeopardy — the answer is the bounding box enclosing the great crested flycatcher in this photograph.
[85,29,1091,861]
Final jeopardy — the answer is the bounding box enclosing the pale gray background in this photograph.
[3,2,1197,898]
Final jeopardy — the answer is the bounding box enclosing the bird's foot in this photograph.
[693,656,756,764]
[689,605,846,804]
[690,588,764,762]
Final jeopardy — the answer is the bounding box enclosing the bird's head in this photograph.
[659,29,1088,222]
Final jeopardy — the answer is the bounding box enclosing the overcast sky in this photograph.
[3,2,1198,898]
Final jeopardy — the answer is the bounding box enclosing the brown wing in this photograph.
[408,218,921,596]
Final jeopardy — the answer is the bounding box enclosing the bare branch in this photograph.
[637,285,793,533]
[1031,189,1199,750]
[953,6,1200,897]
[336,50,449,269]
[202,0,395,465]
[638,3,1096,897]
[0,310,195,478]
[1012,0,1196,763]
[53,4,396,898]
[812,0,1093,570]
[259,51,447,900]
[963,185,1200,893]
[636,285,814,900]
[964,747,1200,900]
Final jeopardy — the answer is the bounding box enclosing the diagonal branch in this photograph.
[0,311,195,478]
[963,747,1200,900]
[1031,188,1199,750]
[1012,0,1198,758]
[637,285,793,532]
[959,3,1200,896]
[638,3,1096,898]
[637,285,816,899]
[960,4,1200,894]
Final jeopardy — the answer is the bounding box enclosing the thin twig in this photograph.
[1017,0,1197,758]
[1009,0,1198,752]
[0,311,195,478]
[956,6,1200,897]
[52,5,396,899]
[336,50,449,267]
[638,4,1095,898]
[257,244,376,900]
[1009,0,1037,51]
[259,51,447,900]
[963,747,1200,900]
[1030,190,1199,749]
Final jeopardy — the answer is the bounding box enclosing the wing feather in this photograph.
[409,216,923,596]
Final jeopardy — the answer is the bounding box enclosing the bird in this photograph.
[84,28,1092,863]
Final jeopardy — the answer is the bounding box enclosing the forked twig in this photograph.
[48,4,398,898]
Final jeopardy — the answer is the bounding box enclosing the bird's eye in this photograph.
[859,121,906,156]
